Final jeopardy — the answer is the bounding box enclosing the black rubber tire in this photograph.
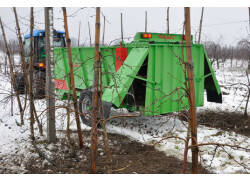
[78,90,93,127]
[78,90,112,127]
[14,73,25,94]
[33,71,46,99]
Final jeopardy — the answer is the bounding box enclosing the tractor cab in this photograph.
[23,29,66,70]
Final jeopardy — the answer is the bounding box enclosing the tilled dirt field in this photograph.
[1,110,248,174]
[179,110,250,137]
[24,131,209,174]
[197,111,250,137]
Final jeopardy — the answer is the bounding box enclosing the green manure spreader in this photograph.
[53,32,222,126]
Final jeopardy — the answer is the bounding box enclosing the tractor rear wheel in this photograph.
[33,71,46,99]
[14,73,25,94]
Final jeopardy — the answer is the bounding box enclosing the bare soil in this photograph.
[24,131,210,174]
[179,110,250,137]
[197,111,250,137]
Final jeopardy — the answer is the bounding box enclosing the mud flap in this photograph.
[101,101,113,120]
[203,48,222,103]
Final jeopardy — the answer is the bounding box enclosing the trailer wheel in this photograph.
[79,90,93,126]
[78,90,112,127]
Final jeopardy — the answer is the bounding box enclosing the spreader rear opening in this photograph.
[129,56,149,108]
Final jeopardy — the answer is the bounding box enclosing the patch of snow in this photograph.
[106,59,250,174]
[0,57,249,174]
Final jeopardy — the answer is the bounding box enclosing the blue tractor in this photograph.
[16,30,66,98]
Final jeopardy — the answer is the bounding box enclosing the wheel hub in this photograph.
[81,97,91,120]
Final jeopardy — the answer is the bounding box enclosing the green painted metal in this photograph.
[128,74,159,85]
[145,44,204,116]
[102,48,149,107]
[133,32,193,43]
[53,46,117,98]
[54,48,70,99]
[53,32,221,117]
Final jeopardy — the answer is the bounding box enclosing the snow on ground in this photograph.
[106,59,250,174]
[202,59,249,113]
[0,69,90,173]
[0,75,36,173]
[107,109,250,174]
[0,58,249,173]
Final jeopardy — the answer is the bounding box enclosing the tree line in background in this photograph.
[203,37,250,68]
[0,35,249,68]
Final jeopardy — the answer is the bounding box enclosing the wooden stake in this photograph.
[91,7,101,174]
[13,7,42,135]
[66,75,72,143]
[121,13,123,42]
[0,17,24,126]
[249,7,250,28]
[10,41,14,117]
[5,51,7,74]
[102,16,105,46]
[10,42,14,116]
[167,7,170,34]
[30,8,43,136]
[88,21,92,46]
[13,7,29,125]
[45,7,56,143]
[62,7,84,149]
[198,7,204,44]
[78,21,81,47]
[11,80,13,116]
[248,7,250,72]
[99,63,112,173]
[29,8,35,140]
[13,7,28,86]
[184,7,198,174]
[0,41,2,73]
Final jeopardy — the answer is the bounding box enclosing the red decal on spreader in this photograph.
[54,79,68,91]
[158,35,175,40]
[115,48,128,72]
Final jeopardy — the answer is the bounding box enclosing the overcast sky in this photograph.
[0,7,249,46]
